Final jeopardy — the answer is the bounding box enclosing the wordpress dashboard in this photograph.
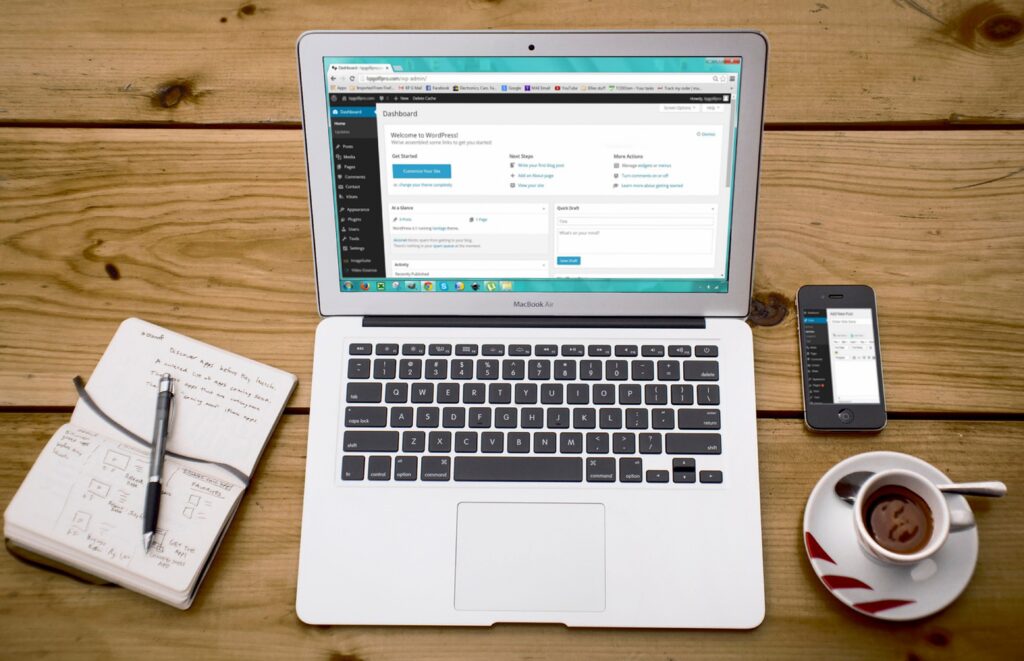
[324,57,742,293]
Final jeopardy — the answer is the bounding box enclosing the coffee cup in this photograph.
[854,469,974,565]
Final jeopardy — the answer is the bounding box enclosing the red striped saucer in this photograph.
[803,451,978,621]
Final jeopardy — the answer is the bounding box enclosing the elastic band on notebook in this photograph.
[73,376,250,486]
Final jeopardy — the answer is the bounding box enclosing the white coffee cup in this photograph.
[854,469,974,565]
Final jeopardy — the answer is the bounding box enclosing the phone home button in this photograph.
[837,408,854,424]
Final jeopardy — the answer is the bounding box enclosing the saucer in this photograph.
[803,451,978,621]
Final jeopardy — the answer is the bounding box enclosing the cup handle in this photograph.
[949,507,976,533]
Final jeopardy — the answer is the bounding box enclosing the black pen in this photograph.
[143,374,174,552]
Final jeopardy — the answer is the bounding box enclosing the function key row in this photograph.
[351,343,713,358]
[347,358,719,382]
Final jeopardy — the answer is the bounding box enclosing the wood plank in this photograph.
[2,128,1022,412]
[0,1,1022,125]
[0,413,1021,658]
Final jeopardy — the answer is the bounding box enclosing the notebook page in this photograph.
[4,424,241,594]
[71,318,296,477]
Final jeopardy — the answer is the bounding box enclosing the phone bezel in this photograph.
[797,284,887,432]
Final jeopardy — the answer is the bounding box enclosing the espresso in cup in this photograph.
[863,485,933,554]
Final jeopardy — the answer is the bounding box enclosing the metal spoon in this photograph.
[835,470,1007,505]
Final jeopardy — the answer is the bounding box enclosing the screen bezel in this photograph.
[297,31,767,317]
[797,285,888,431]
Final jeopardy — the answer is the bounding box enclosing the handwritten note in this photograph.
[71,318,296,475]
[8,425,240,594]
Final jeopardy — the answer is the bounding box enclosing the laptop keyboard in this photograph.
[339,342,724,485]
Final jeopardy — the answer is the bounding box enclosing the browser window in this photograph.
[323,57,742,294]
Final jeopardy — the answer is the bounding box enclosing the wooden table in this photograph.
[1,1,1022,658]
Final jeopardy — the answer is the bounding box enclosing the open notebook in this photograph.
[4,318,296,608]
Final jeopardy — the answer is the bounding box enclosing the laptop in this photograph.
[295,30,768,628]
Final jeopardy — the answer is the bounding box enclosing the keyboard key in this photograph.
[481,432,504,453]
[455,344,478,356]
[695,345,719,358]
[625,409,648,430]
[437,383,459,403]
[652,408,675,430]
[606,361,628,380]
[347,382,382,403]
[402,431,425,453]
[455,456,583,482]
[341,455,365,481]
[415,407,439,428]
[534,432,557,453]
[668,345,692,357]
[666,433,722,455]
[424,359,447,379]
[567,383,590,404]
[463,383,486,404]
[639,433,663,454]
[428,344,452,356]
[349,343,372,355]
[573,407,596,429]
[631,360,654,381]
[343,431,399,453]
[593,384,615,404]
[401,343,425,356]
[345,406,387,427]
[588,345,612,357]
[599,408,623,429]
[678,409,721,430]
[657,360,681,381]
[509,344,531,356]
[546,407,570,429]
[368,456,391,480]
[385,382,409,403]
[645,384,668,405]
[673,458,697,483]
[586,432,610,454]
[613,432,636,454]
[399,359,422,379]
[451,360,474,379]
[495,407,517,428]
[455,431,478,453]
[521,408,544,428]
[700,470,724,484]
[619,384,642,404]
[641,345,665,357]
[442,407,466,428]
[619,457,643,482]
[553,360,577,380]
[394,456,417,480]
[477,359,499,380]
[468,408,491,428]
[586,457,616,482]
[561,344,585,357]
[428,431,452,452]
[536,344,558,356]
[541,383,563,404]
[347,359,371,379]
[508,432,530,453]
[373,358,397,380]
[683,360,719,381]
[697,384,721,405]
[671,384,694,405]
[390,407,413,428]
[515,383,538,404]
[482,344,505,356]
[421,456,451,481]
[646,469,669,483]
[614,345,638,357]
[580,360,602,380]
[375,343,399,356]
[410,383,433,403]
[528,359,551,380]
[502,359,525,380]
[559,432,583,454]
[488,383,512,404]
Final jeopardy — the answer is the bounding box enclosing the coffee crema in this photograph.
[864,485,933,554]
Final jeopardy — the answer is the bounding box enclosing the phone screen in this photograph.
[801,307,880,405]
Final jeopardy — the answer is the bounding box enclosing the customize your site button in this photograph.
[392,164,452,179]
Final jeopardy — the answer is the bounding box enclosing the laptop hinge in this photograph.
[362,316,706,329]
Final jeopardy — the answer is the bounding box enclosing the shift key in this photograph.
[343,430,399,452]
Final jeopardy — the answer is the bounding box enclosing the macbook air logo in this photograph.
[513,300,554,309]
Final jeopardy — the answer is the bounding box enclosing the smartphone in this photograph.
[797,285,887,431]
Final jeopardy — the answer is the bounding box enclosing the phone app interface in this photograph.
[802,308,881,405]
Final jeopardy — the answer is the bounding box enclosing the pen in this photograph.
[143,374,174,552]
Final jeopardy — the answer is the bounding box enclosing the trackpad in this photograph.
[454,502,605,612]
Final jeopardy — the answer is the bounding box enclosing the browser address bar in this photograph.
[356,73,718,83]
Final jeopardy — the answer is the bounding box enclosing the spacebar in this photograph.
[454,457,583,482]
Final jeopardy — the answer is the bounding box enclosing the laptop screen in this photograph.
[322,56,742,294]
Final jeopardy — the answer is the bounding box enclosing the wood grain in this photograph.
[2,128,1022,413]
[0,413,1021,658]
[0,0,1022,125]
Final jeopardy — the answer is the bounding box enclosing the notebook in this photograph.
[3,318,297,608]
